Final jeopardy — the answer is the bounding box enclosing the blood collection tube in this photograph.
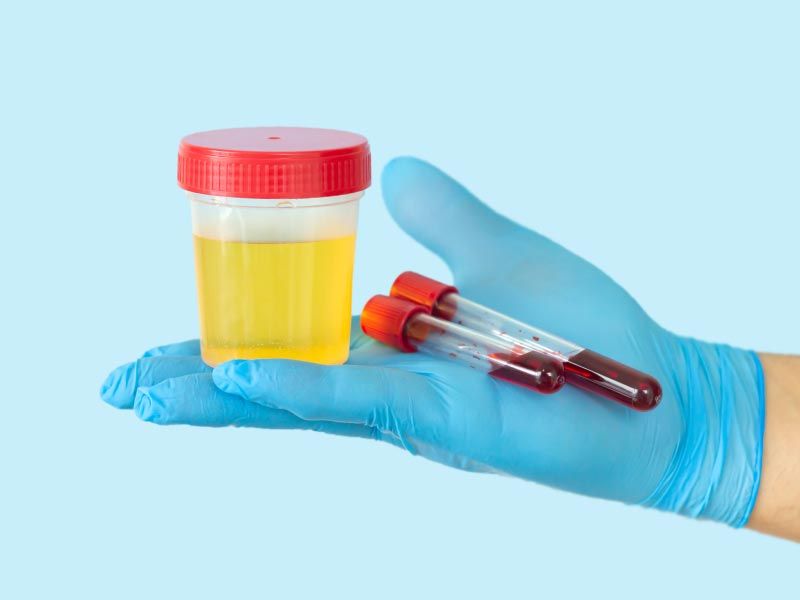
[361,295,566,394]
[390,272,662,411]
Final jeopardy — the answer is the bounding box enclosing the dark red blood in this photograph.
[489,350,565,394]
[564,349,662,411]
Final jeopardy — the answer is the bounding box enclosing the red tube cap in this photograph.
[360,295,429,352]
[390,272,458,310]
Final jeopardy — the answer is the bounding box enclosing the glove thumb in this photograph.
[381,156,525,278]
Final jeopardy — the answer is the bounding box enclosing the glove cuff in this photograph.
[644,340,765,526]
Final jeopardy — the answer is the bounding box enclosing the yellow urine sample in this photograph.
[193,234,356,366]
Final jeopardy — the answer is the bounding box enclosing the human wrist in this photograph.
[747,354,800,540]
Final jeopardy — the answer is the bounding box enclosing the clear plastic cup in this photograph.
[177,127,371,366]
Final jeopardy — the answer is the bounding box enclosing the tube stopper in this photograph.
[360,295,429,352]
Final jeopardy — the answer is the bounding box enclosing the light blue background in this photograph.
[2,1,798,597]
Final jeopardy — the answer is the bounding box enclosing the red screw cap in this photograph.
[360,295,429,352]
[390,272,458,311]
[178,127,371,199]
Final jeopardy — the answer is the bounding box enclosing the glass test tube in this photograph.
[360,295,566,394]
[391,272,662,411]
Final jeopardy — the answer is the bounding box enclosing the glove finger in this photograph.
[104,322,394,412]
[213,360,444,447]
[137,326,382,361]
[135,373,397,445]
[141,339,201,358]
[381,157,566,278]
[100,356,210,409]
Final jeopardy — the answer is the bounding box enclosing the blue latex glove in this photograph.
[102,157,765,526]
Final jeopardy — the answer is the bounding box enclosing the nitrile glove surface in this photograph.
[102,157,764,526]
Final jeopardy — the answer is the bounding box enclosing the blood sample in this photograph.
[390,272,662,411]
[360,295,565,394]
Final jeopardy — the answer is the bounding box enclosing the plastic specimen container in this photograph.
[177,127,371,366]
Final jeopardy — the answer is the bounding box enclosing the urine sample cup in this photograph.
[177,127,371,366]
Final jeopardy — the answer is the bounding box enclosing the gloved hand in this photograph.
[102,157,764,526]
